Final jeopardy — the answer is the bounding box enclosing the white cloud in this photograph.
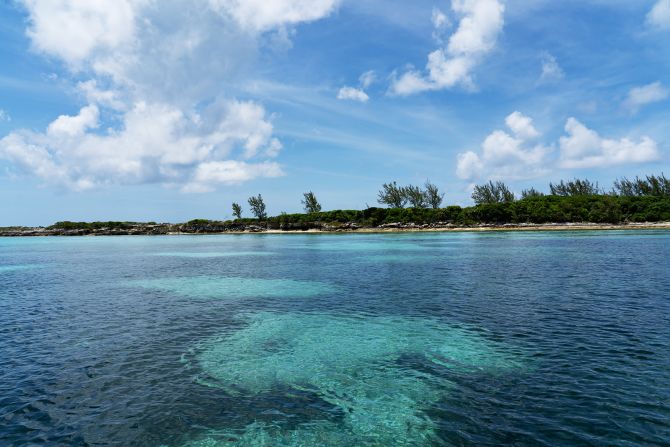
[3,1,335,192]
[390,0,505,95]
[431,8,448,29]
[505,111,539,140]
[208,0,340,32]
[559,118,660,168]
[647,0,670,30]
[539,52,563,82]
[184,161,283,193]
[431,7,451,42]
[456,151,483,179]
[359,70,376,89]
[337,70,376,102]
[77,80,125,110]
[1,100,283,191]
[0,110,10,122]
[23,0,137,67]
[431,7,450,30]
[456,111,549,181]
[337,86,369,103]
[47,105,99,137]
[456,112,661,181]
[623,81,668,113]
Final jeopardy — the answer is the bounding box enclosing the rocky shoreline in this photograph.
[2,221,670,237]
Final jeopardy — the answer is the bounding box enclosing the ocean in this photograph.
[1,231,669,446]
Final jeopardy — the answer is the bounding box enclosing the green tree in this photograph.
[521,188,544,199]
[248,194,267,220]
[301,191,322,213]
[424,181,444,209]
[550,178,601,196]
[377,182,407,208]
[232,202,242,219]
[613,174,670,197]
[472,181,515,205]
[404,185,428,208]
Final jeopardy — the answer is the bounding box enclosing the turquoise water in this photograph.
[153,252,275,258]
[0,263,43,273]
[1,232,669,446]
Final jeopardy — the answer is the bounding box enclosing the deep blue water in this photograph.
[1,231,669,446]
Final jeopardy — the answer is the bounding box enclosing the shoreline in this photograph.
[2,222,670,237]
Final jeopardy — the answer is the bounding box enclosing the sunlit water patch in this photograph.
[185,312,523,446]
[0,264,44,273]
[130,276,337,300]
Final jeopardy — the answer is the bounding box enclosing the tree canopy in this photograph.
[248,194,267,220]
[302,191,322,213]
[472,181,515,205]
[232,202,242,219]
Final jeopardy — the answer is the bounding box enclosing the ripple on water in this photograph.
[295,240,430,252]
[129,277,337,300]
[153,252,275,258]
[354,254,443,264]
[184,312,523,446]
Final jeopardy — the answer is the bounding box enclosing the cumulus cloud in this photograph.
[559,118,660,168]
[337,70,376,102]
[456,112,661,181]
[1,100,284,191]
[391,0,504,95]
[337,87,369,103]
[23,0,137,67]
[505,111,539,140]
[0,110,10,122]
[539,52,563,83]
[456,111,549,180]
[47,105,99,137]
[647,0,670,30]
[208,0,340,32]
[77,80,125,110]
[2,1,338,192]
[623,81,668,113]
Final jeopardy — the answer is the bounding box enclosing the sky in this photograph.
[1,0,669,225]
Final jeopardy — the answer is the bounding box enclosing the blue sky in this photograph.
[1,0,669,225]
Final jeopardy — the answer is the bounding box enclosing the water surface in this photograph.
[1,231,669,446]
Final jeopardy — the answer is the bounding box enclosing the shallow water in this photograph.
[1,231,669,446]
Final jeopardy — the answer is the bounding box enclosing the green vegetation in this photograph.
[472,181,515,205]
[232,202,242,219]
[613,174,670,197]
[521,188,544,199]
[550,178,602,196]
[377,181,444,209]
[424,181,444,209]
[259,195,670,227]
[377,182,407,208]
[48,221,145,230]
[301,191,322,213]
[404,185,427,208]
[248,194,267,220]
[5,174,669,236]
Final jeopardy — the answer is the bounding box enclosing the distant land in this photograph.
[4,176,670,236]
[2,193,670,236]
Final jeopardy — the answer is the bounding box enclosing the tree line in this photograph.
[228,174,669,222]
[471,174,670,205]
[232,191,323,220]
